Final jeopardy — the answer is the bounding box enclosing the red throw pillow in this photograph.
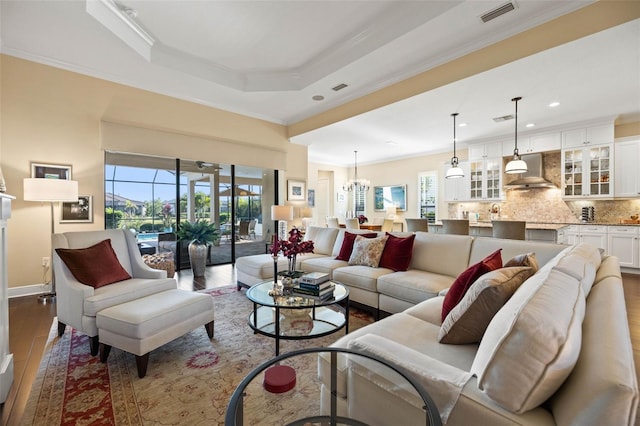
[379,232,416,271]
[441,249,503,322]
[55,239,132,288]
[335,232,377,261]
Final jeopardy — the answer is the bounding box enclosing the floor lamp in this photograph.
[23,178,79,304]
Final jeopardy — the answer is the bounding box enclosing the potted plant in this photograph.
[176,220,220,277]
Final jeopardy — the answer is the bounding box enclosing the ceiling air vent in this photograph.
[480,1,516,23]
[493,114,514,123]
[332,83,348,92]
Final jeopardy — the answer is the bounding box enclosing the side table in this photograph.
[225,347,441,426]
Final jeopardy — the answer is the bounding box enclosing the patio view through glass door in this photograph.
[105,152,275,271]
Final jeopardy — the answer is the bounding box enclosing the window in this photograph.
[419,171,437,223]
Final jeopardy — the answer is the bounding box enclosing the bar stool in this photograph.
[405,218,429,232]
[442,219,469,235]
[492,220,526,240]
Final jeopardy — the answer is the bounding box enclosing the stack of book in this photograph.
[293,272,334,301]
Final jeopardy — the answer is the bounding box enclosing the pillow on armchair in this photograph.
[55,239,131,288]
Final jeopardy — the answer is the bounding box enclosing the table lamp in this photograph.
[23,178,79,303]
[271,205,293,241]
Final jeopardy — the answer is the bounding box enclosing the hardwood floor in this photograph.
[2,267,639,425]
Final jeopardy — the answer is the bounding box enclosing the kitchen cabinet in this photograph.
[608,226,639,268]
[563,224,607,251]
[469,157,502,200]
[614,139,640,198]
[561,143,613,198]
[502,132,561,156]
[443,162,470,202]
[562,123,613,148]
[469,141,503,160]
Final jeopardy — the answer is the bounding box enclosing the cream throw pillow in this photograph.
[470,268,585,413]
[439,266,534,344]
[348,235,389,267]
[504,252,539,272]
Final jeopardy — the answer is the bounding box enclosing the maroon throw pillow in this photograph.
[55,239,132,288]
[441,249,503,322]
[379,232,416,271]
[336,232,377,261]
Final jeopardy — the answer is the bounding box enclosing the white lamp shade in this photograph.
[505,159,528,174]
[271,205,293,221]
[445,166,465,179]
[23,178,78,202]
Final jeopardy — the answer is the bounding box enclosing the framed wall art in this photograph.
[373,184,407,211]
[31,162,72,180]
[60,195,93,223]
[287,180,306,201]
[307,189,315,207]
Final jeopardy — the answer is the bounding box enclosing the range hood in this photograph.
[504,153,556,190]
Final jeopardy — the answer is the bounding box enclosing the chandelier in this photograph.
[343,150,370,192]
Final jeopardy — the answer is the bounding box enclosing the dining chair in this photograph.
[345,218,360,230]
[381,218,394,232]
[442,219,469,235]
[492,220,526,240]
[326,217,340,228]
[405,218,429,232]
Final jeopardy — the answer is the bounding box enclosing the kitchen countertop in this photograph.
[430,221,640,230]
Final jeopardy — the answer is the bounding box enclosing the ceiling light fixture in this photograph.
[526,123,535,128]
[445,113,464,179]
[312,95,324,101]
[343,151,370,192]
[549,101,560,107]
[505,96,528,174]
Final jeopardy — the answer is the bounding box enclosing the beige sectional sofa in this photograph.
[236,226,638,424]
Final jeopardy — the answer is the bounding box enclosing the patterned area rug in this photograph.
[21,286,374,425]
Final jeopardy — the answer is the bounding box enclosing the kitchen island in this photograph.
[429,221,568,242]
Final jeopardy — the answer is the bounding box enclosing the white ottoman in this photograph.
[96,289,215,378]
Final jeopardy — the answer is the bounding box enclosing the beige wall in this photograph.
[0,55,307,289]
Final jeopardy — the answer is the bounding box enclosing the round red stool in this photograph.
[263,365,296,393]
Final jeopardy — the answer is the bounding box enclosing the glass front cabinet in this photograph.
[561,144,612,198]
[469,158,502,200]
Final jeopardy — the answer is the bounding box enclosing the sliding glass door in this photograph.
[105,152,276,270]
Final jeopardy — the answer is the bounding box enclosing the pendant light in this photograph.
[342,150,370,192]
[445,113,464,179]
[505,96,528,174]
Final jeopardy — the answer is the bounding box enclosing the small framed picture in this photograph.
[31,162,72,180]
[337,192,345,202]
[287,180,306,201]
[307,189,315,207]
[60,195,93,223]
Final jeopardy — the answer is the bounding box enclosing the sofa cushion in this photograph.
[336,232,377,261]
[378,270,455,306]
[470,268,585,413]
[332,265,393,293]
[304,226,340,255]
[348,235,389,267]
[504,252,539,272]
[409,233,474,278]
[83,277,178,316]
[379,233,415,272]
[55,239,131,288]
[441,249,502,322]
[438,266,535,344]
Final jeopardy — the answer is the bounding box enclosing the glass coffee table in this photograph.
[246,280,349,356]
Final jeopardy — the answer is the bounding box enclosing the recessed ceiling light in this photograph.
[459,122,467,127]
[549,101,560,107]
[526,123,535,128]
[385,140,398,146]
[312,95,324,101]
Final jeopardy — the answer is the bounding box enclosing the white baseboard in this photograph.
[8,283,49,298]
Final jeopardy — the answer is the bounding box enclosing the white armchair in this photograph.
[53,229,177,355]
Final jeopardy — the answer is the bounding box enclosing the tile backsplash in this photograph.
[448,151,640,224]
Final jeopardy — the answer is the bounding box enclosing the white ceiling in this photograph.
[1,0,639,167]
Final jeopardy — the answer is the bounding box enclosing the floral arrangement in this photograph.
[357,214,368,224]
[270,228,314,273]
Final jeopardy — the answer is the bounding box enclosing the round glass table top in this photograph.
[246,280,348,308]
